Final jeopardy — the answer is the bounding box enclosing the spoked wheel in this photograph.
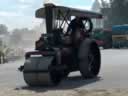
[82,17,93,34]
[78,38,101,78]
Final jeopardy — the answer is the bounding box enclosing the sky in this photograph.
[0,0,96,31]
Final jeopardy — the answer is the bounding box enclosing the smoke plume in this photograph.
[43,0,59,5]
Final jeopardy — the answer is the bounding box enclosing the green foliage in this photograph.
[0,41,10,57]
[0,24,9,35]
[101,0,128,28]
[110,0,128,26]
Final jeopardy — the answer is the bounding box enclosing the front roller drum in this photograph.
[23,56,62,86]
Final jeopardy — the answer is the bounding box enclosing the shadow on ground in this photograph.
[15,75,102,93]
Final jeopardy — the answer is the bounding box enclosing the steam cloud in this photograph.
[44,0,56,4]
[43,0,59,5]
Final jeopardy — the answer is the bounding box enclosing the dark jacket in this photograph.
[66,18,85,35]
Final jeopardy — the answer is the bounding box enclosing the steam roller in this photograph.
[19,37,101,86]
[18,3,102,86]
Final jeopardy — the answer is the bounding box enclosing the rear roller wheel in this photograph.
[78,38,101,78]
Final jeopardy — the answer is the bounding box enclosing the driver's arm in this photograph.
[66,24,72,35]
[65,20,74,35]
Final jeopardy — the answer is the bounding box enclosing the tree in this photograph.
[10,29,23,46]
[100,0,128,28]
[100,0,110,8]
[0,24,8,35]
[10,28,35,47]
[109,0,128,26]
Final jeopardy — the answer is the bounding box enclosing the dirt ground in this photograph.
[1,88,128,96]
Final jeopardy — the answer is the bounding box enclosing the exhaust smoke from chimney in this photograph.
[44,0,55,4]
[43,0,58,5]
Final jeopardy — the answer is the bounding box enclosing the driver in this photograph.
[65,16,85,46]
[66,16,85,36]
[65,16,85,65]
